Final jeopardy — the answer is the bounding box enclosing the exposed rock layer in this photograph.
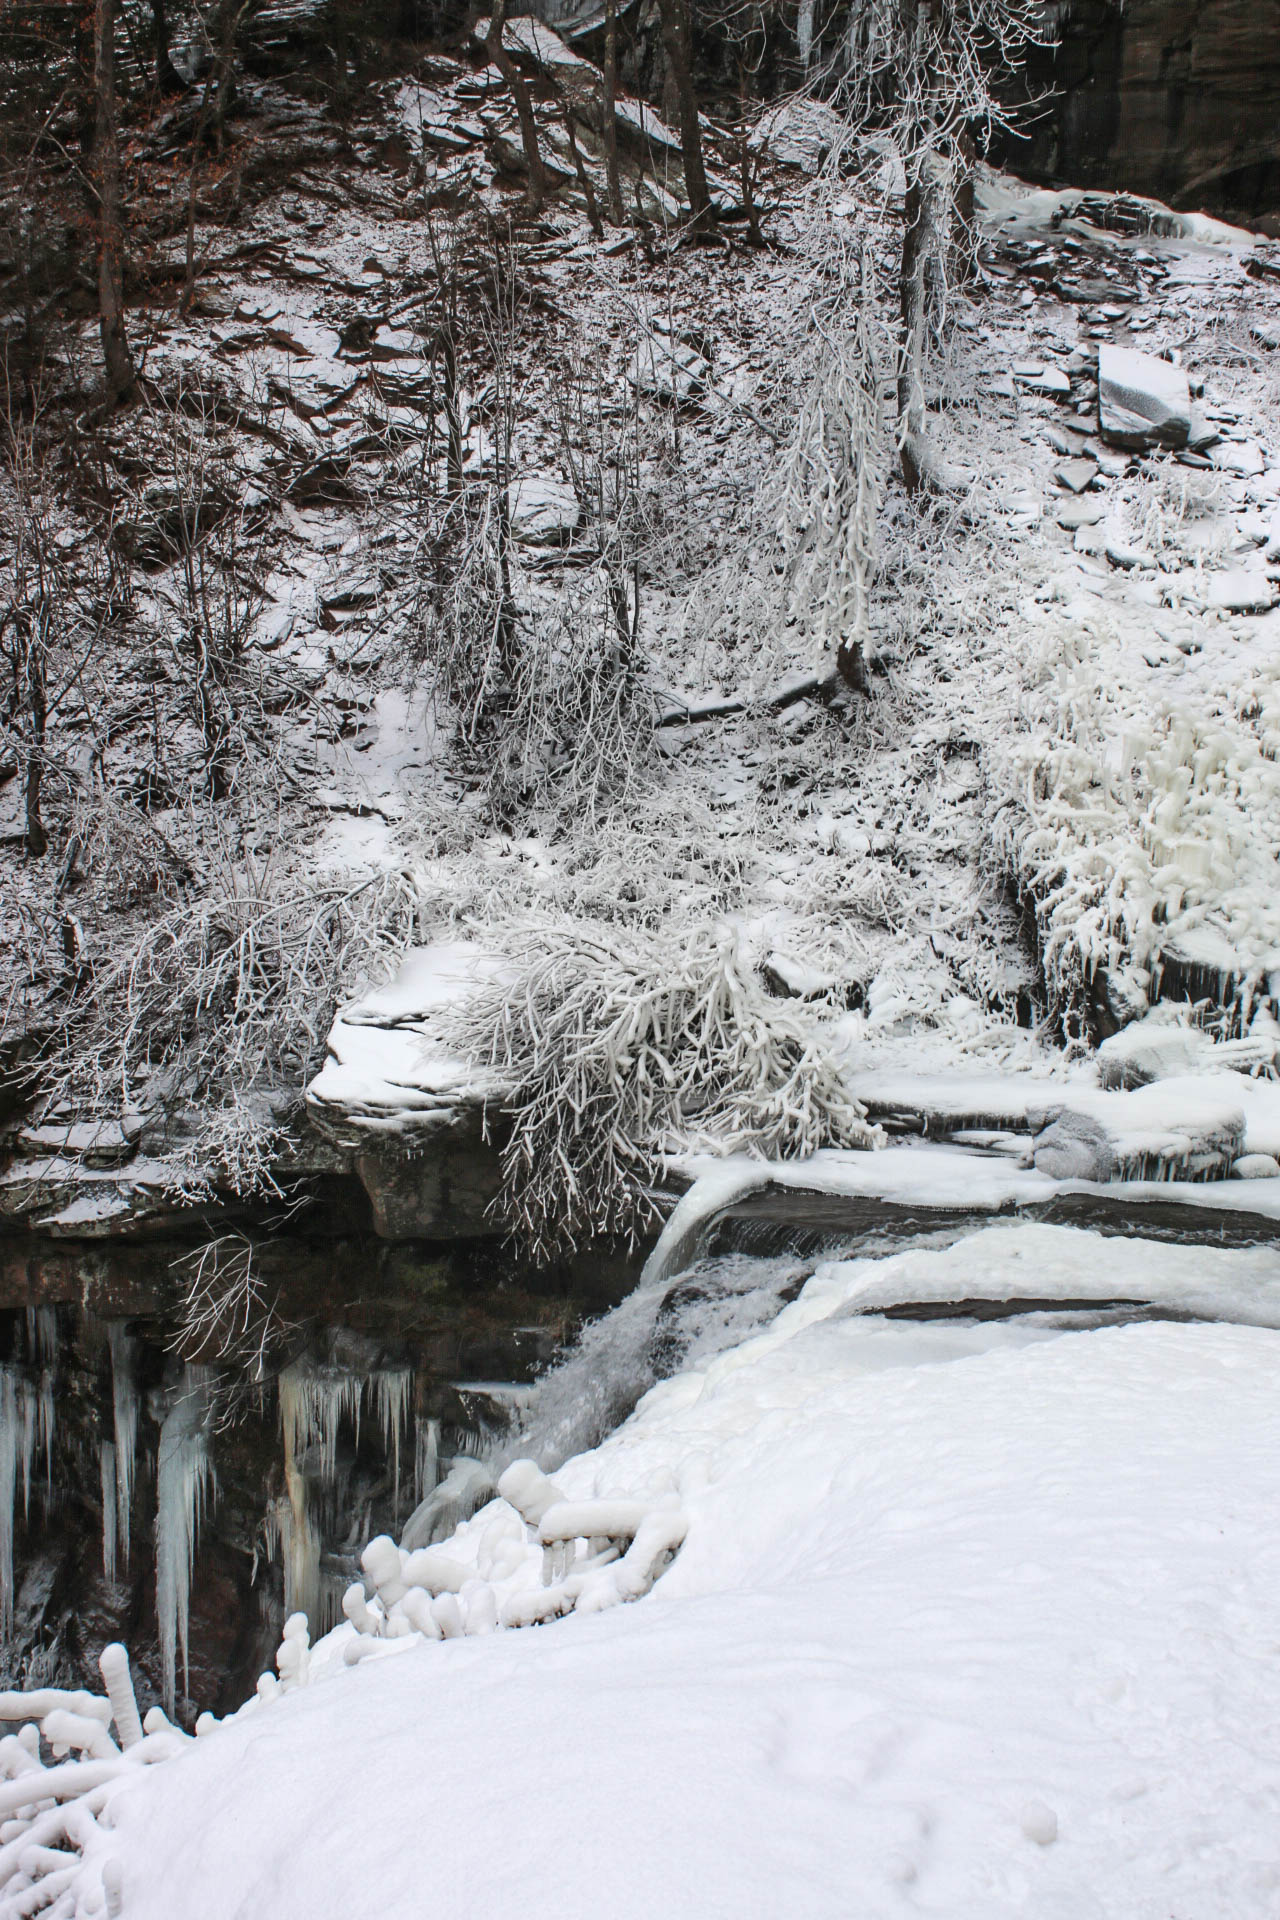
[1010,0,1280,221]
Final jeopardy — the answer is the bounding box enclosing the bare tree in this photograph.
[653,0,714,234]
[829,0,1056,490]
[602,0,625,225]
[486,0,548,216]
[91,0,134,403]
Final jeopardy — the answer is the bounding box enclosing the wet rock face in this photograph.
[1009,0,1280,222]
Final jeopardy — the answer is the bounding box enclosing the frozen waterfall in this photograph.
[155,1371,216,1715]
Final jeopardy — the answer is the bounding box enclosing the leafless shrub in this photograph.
[42,855,422,1196]
[449,916,881,1261]
[169,1230,296,1383]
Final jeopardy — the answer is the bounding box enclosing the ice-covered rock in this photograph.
[1030,1080,1245,1183]
[1232,1154,1280,1179]
[1201,570,1277,613]
[1097,345,1191,451]
[1054,456,1098,494]
[1030,1109,1114,1181]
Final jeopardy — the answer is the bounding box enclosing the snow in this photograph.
[83,1224,1280,1919]
[1097,344,1192,450]
[306,943,512,1138]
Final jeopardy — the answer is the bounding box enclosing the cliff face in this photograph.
[1011,0,1280,221]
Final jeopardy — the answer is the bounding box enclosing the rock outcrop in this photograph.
[1008,0,1280,224]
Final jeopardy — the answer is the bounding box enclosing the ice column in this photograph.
[100,1442,118,1586]
[108,1325,138,1572]
[0,1373,15,1639]
[155,1370,216,1714]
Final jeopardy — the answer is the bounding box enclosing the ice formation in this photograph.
[0,1365,58,1637]
[274,1355,417,1628]
[107,1325,138,1575]
[154,1373,216,1715]
[0,1644,191,1919]
[100,1443,117,1587]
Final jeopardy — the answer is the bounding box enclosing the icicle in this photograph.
[0,1373,15,1640]
[155,1371,216,1716]
[415,1417,441,1506]
[38,1369,54,1498]
[100,1443,117,1587]
[372,1369,412,1517]
[277,1360,362,1484]
[24,1309,57,1367]
[18,1387,35,1522]
[108,1327,138,1574]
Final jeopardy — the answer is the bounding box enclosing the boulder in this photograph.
[1097,345,1191,451]
[1030,1109,1115,1181]
[1232,1153,1280,1180]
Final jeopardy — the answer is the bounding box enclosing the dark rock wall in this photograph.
[1006,0,1280,221]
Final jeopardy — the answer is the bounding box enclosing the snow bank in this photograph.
[86,1224,1280,1919]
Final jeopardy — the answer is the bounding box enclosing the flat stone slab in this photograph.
[1055,457,1099,493]
[1056,498,1106,529]
[1098,344,1191,450]
[1202,570,1279,612]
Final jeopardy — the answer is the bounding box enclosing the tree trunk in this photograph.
[653,0,712,235]
[564,111,602,239]
[92,0,134,403]
[602,0,624,225]
[897,150,969,495]
[21,628,48,858]
[148,0,183,92]
[486,0,547,216]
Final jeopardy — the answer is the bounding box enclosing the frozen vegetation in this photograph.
[3,3,1280,1912]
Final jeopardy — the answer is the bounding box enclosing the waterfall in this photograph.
[155,1371,216,1715]
[276,1356,416,1629]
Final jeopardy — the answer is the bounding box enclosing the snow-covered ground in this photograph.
[63,1224,1280,1918]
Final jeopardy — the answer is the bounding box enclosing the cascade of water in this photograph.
[100,1442,118,1585]
[507,1250,816,1471]
[155,1370,216,1714]
[107,1326,138,1572]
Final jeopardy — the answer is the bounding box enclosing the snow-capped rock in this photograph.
[1097,344,1192,451]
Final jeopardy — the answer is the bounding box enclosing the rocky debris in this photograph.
[1097,345,1192,450]
[1055,498,1105,529]
[1055,456,1099,493]
[629,329,710,403]
[507,475,581,545]
[747,98,847,175]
